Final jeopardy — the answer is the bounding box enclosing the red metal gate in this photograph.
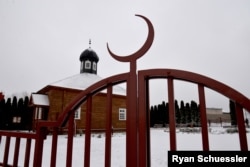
[0,15,249,167]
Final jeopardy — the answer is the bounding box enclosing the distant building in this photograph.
[206,108,230,123]
[32,44,126,130]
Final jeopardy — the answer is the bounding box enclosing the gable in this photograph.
[31,93,50,106]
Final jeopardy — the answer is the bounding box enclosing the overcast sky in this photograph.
[0,0,250,112]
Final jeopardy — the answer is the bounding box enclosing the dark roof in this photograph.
[79,48,99,62]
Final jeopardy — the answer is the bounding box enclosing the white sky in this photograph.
[0,0,250,112]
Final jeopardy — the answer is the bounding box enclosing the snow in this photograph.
[49,73,126,95]
[31,93,49,106]
[0,127,249,166]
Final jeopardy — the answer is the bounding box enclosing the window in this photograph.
[75,108,81,120]
[93,62,97,70]
[35,107,42,120]
[119,108,126,121]
[80,62,84,71]
[85,60,91,69]
[13,117,21,123]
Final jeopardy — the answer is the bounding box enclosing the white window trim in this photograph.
[93,62,97,70]
[80,62,84,71]
[85,60,91,69]
[75,108,81,120]
[35,107,42,120]
[119,108,126,121]
[13,116,21,123]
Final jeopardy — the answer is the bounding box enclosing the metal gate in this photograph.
[0,15,249,167]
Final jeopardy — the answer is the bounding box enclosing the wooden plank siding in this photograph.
[40,87,126,130]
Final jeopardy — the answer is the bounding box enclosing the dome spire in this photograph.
[89,39,91,49]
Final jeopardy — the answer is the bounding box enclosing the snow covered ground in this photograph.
[1,127,250,167]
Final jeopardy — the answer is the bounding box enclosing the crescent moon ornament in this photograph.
[107,14,154,62]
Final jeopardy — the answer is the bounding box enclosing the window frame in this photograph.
[85,60,91,69]
[74,107,81,120]
[35,107,42,120]
[13,116,21,123]
[119,108,126,121]
[93,62,97,71]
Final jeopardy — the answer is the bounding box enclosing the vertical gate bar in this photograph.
[235,103,248,151]
[145,79,151,167]
[3,136,10,166]
[138,76,149,167]
[50,127,58,167]
[84,96,92,167]
[105,85,113,167]
[24,138,31,167]
[126,61,138,167]
[198,84,209,151]
[33,127,46,167]
[168,78,176,151]
[66,111,74,167]
[33,127,47,167]
[13,137,21,167]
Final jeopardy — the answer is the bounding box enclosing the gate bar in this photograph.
[138,77,151,167]
[13,137,21,167]
[66,110,74,167]
[145,79,151,166]
[198,84,209,151]
[24,138,31,167]
[84,96,92,167]
[168,78,176,151]
[105,85,113,167]
[126,61,138,167]
[235,103,248,151]
[3,136,10,166]
[50,127,58,167]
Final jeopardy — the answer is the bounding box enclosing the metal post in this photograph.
[105,85,113,167]
[168,78,176,151]
[235,103,248,151]
[198,84,209,151]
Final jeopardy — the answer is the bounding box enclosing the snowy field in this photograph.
[1,126,250,167]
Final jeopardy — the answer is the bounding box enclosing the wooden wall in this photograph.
[44,87,126,130]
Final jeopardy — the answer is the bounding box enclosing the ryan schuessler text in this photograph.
[172,154,247,164]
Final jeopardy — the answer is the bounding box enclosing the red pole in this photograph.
[50,127,58,167]
[105,85,113,167]
[84,96,92,167]
[3,136,10,166]
[33,127,46,167]
[126,61,138,167]
[235,103,248,151]
[198,84,209,151]
[66,111,74,167]
[24,139,31,167]
[13,137,21,167]
[168,78,176,151]
[138,76,150,167]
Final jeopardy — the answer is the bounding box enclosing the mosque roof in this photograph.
[48,73,126,95]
